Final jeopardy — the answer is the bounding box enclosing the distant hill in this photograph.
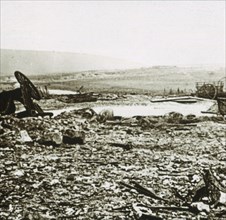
[0,49,142,75]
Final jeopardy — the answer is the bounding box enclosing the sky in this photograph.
[1,1,225,66]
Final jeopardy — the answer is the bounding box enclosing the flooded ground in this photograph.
[48,89,78,95]
[93,100,216,117]
[46,89,217,117]
[51,99,216,117]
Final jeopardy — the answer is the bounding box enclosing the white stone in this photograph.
[13,169,24,177]
[19,130,32,143]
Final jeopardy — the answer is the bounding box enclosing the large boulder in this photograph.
[164,112,183,123]
[19,130,32,143]
[38,130,63,146]
[63,129,85,145]
[98,109,114,122]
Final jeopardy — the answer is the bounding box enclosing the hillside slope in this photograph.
[0,49,142,75]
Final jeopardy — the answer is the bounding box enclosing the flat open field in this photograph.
[34,66,224,94]
[1,66,224,95]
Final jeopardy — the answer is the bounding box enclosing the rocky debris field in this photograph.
[0,106,226,219]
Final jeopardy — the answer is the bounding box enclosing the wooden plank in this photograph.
[151,96,207,103]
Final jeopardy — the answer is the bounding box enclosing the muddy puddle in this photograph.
[93,100,215,117]
[52,100,216,117]
[41,90,217,117]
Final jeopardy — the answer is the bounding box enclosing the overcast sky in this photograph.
[1,1,225,66]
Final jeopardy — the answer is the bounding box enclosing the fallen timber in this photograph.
[151,96,207,103]
[151,94,226,118]
[120,167,226,219]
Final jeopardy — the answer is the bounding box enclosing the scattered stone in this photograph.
[0,102,225,219]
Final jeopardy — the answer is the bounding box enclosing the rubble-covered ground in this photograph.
[0,94,226,220]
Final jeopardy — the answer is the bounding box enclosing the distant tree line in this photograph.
[163,88,189,96]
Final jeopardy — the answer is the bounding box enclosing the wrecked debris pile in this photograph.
[52,93,98,103]
[0,71,53,118]
[0,109,226,219]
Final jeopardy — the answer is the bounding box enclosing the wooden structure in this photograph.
[196,81,224,99]
[0,71,53,118]
[217,97,226,117]
[195,81,224,99]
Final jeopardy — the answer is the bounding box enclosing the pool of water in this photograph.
[52,100,216,117]
[49,89,78,95]
[93,100,215,117]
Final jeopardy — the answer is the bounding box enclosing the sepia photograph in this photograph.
[0,0,226,219]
